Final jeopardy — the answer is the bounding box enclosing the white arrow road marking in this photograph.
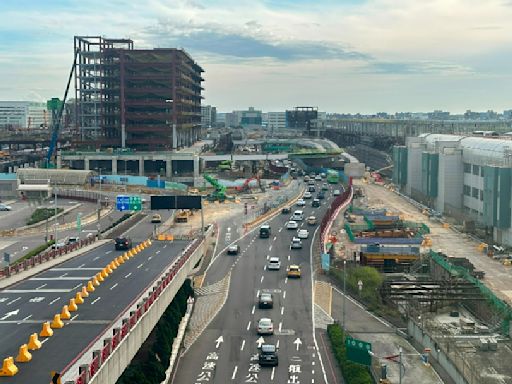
[0,309,19,320]
[293,337,303,351]
[256,336,265,348]
[231,366,238,380]
[215,335,224,349]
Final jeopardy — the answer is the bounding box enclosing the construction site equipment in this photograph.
[218,160,232,171]
[203,174,227,202]
[175,210,190,223]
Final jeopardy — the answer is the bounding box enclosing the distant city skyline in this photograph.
[1,0,511,113]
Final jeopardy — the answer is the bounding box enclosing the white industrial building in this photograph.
[267,112,287,130]
[394,134,512,246]
[0,101,50,130]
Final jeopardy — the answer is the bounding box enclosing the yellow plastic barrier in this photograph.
[75,292,84,305]
[27,333,42,350]
[60,305,71,320]
[100,269,108,279]
[117,256,125,265]
[147,239,152,246]
[68,299,78,312]
[81,286,89,298]
[50,314,64,329]
[106,265,113,274]
[15,344,32,363]
[0,357,18,376]
[87,281,96,292]
[39,322,53,337]
[157,234,165,241]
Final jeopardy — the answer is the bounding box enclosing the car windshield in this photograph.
[260,294,272,300]
[260,319,272,326]
[261,344,276,353]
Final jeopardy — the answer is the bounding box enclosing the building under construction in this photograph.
[74,36,204,150]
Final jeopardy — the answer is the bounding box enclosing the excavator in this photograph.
[203,174,227,202]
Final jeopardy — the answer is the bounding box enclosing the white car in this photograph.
[296,199,306,207]
[267,257,281,270]
[315,175,322,181]
[297,229,309,239]
[290,237,303,249]
[0,203,12,211]
[286,220,299,229]
[257,318,274,335]
[333,189,341,196]
[303,192,312,199]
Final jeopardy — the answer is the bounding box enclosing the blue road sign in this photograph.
[116,195,130,211]
[321,253,330,271]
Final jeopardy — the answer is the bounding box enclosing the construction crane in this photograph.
[45,49,79,168]
[203,174,227,202]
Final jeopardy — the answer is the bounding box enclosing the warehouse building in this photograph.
[393,134,512,246]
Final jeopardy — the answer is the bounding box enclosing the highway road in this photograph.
[172,180,336,384]
[0,209,181,383]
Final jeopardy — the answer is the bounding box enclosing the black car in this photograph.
[258,293,273,309]
[115,237,132,250]
[259,344,278,366]
[281,207,291,214]
[317,191,325,199]
[312,199,320,208]
[308,186,316,193]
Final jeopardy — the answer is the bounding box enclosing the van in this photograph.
[291,210,304,221]
[259,224,271,238]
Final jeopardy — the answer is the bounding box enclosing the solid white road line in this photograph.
[246,321,251,331]
[52,268,102,271]
[251,305,255,315]
[231,366,238,380]
[30,277,91,281]
[240,339,246,351]
[4,289,71,293]
[91,297,101,305]
[48,297,60,305]
[110,283,118,290]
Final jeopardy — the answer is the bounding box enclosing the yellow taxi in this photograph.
[151,213,162,223]
[287,265,301,278]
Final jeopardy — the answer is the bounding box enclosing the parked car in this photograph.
[66,237,80,245]
[115,237,132,250]
[290,237,303,249]
[307,216,317,225]
[286,220,299,230]
[258,293,273,309]
[227,244,240,255]
[287,265,301,278]
[0,203,12,211]
[257,318,274,335]
[51,240,66,249]
[267,257,281,270]
[259,344,279,366]
[297,229,309,239]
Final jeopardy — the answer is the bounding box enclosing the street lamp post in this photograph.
[165,99,176,151]
[53,184,58,244]
[343,259,347,330]
[97,168,102,239]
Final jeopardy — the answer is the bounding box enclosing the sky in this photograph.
[0,0,511,113]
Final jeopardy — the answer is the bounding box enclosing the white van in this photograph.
[291,210,304,221]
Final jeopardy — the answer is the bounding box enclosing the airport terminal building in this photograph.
[393,134,512,246]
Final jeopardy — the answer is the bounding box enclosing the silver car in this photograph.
[257,318,274,335]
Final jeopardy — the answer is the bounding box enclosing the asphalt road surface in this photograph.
[173,180,336,384]
[0,210,184,384]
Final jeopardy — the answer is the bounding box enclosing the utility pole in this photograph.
[54,184,58,244]
[399,347,403,384]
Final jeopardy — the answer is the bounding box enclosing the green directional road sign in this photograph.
[129,196,142,211]
[76,213,82,232]
[345,336,372,366]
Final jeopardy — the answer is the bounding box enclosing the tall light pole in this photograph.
[165,99,176,151]
[343,259,347,331]
[96,168,102,239]
[54,183,58,244]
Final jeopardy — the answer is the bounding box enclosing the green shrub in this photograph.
[15,240,55,264]
[27,208,64,225]
[327,323,373,384]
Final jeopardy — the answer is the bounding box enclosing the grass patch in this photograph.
[27,208,64,226]
[14,240,55,265]
[327,323,373,384]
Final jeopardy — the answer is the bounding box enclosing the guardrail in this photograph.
[62,226,214,384]
[0,237,97,280]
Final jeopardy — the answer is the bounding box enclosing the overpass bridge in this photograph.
[0,219,214,384]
